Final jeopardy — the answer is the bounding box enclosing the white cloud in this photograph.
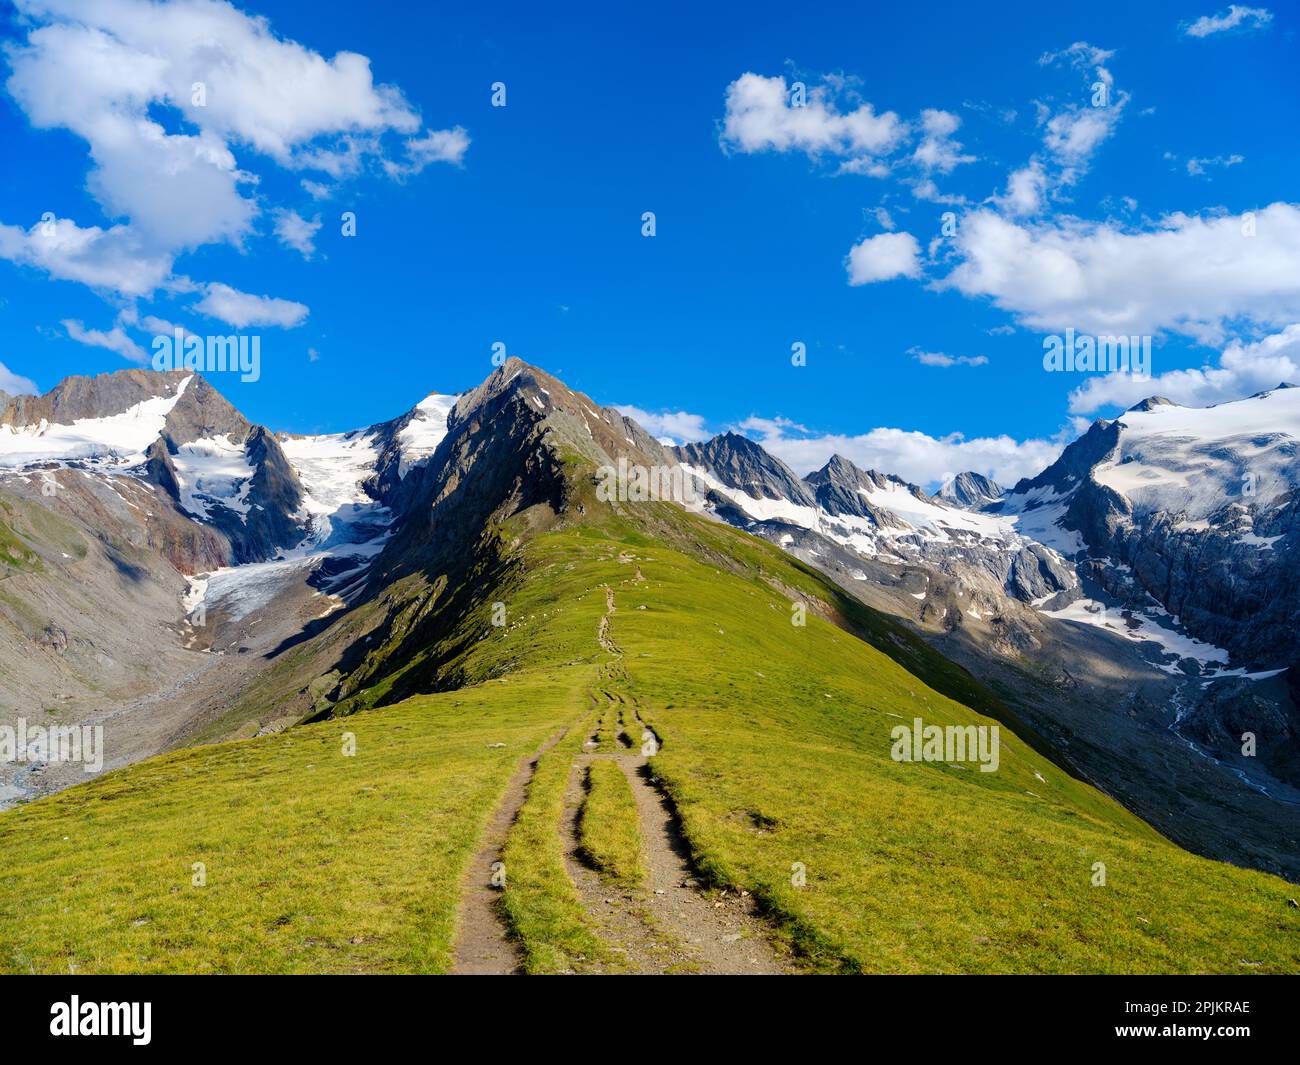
[719,76,980,209]
[910,178,967,206]
[1183,6,1273,37]
[120,305,194,341]
[0,217,172,297]
[272,209,322,258]
[1068,324,1300,413]
[614,405,711,444]
[911,109,974,174]
[0,0,465,322]
[6,0,424,167]
[194,282,309,328]
[720,73,903,164]
[1035,41,1127,185]
[738,415,1062,488]
[846,231,922,285]
[62,318,148,363]
[0,362,38,395]
[999,161,1049,216]
[1038,41,1117,73]
[1186,153,1244,176]
[908,347,988,368]
[1043,106,1120,167]
[940,203,1300,343]
[384,127,471,178]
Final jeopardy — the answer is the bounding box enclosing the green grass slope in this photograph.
[1,496,1296,974]
[0,667,589,974]
[602,520,1297,973]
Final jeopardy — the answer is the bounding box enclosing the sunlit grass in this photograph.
[0,669,583,974]
[579,760,644,889]
[3,504,1296,975]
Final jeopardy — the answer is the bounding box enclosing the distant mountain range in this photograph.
[0,361,1297,880]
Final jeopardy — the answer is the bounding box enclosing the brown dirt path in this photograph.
[451,728,566,974]
[455,575,793,975]
[562,740,792,974]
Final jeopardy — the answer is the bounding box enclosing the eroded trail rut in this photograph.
[568,583,790,974]
[563,740,790,974]
[451,729,564,975]
[452,576,790,974]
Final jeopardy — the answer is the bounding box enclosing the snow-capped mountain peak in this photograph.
[996,384,1300,671]
[937,471,1005,509]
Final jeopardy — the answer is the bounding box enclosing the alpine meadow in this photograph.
[0,0,1297,1041]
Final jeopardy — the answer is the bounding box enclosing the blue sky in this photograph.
[0,0,1296,486]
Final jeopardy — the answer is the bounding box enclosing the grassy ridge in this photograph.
[603,523,1298,973]
[579,760,644,888]
[2,498,1297,974]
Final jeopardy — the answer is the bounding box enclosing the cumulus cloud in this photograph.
[999,161,1049,216]
[846,231,922,285]
[5,0,426,168]
[1183,6,1273,37]
[720,73,903,165]
[719,74,982,207]
[940,203,1300,343]
[1043,106,1120,167]
[0,362,39,395]
[194,282,309,328]
[0,217,172,298]
[614,405,711,445]
[1068,324,1300,413]
[272,209,322,258]
[911,109,974,174]
[62,318,149,363]
[0,0,465,325]
[738,415,1062,488]
[908,347,988,368]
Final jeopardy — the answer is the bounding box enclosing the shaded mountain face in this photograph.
[381,359,676,573]
[299,358,709,707]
